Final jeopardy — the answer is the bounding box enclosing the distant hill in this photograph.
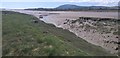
[55,4,119,10]
[25,4,119,11]
[56,4,80,9]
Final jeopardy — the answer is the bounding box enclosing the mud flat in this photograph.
[62,17,119,54]
[11,9,119,54]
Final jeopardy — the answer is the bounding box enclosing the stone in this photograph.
[33,20,38,23]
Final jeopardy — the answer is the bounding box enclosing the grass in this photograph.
[2,11,114,56]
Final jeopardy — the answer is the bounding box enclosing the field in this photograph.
[2,11,115,56]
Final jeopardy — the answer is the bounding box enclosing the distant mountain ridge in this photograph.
[25,4,119,11]
[55,4,119,10]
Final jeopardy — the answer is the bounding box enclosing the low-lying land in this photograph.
[2,11,114,56]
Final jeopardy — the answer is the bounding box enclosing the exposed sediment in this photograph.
[61,17,119,54]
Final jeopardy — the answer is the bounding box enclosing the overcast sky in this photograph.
[0,0,120,9]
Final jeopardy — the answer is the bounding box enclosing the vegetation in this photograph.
[2,11,114,56]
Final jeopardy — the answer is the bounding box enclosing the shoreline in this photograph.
[2,11,115,56]
[11,10,118,54]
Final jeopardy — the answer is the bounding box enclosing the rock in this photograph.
[43,31,48,34]
[115,47,118,50]
[117,42,120,44]
[33,20,38,23]
[39,15,43,18]
[106,41,109,43]
[116,36,119,38]
[110,41,120,45]
[101,33,103,34]
[63,22,67,24]
[39,16,43,18]
[67,40,71,42]
[66,19,70,22]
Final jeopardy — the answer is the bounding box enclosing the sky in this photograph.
[0,0,120,9]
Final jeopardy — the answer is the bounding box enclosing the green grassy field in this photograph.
[2,11,114,56]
